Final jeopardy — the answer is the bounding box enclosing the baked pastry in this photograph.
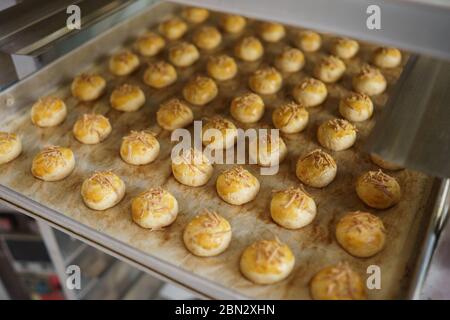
[0,132,22,165]
[134,31,165,57]
[207,55,237,81]
[296,149,337,188]
[292,78,328,108]
[254,132,287,167]
[202,117,237,150]
[230,92,265,124]
[156,98,194,131]
[370,153,403,171]
[31,96,67,127]
[171,148,213,187]
[259,22,285,42]
[31,146,75,181]
[234,36,264,62]
[356,170,401,209]
[120,130,160,165]
[73,114,112,145]
[295,30,321,52]
[193,26,222,50]
[182,75,218,106]
[131,187,178,229]
[240,238,295,284]
[109,50,140,76]
[317,118,357,151]
[339,92,373,122]
[81,171,126,211]
[271,187,317,229]
[248,67,283,95]
[310,262,366,300]
[71,73,106,102]
[143,61,178,89]
[336,211,386,258]
[220,14,246,34]
[158,17,187,40]
[183,209,232,257]
[216,166,260,205]
[110,84,145,112]
[168,42,200,67]
[331,38,360,59]
[275,47,305,73]
[272,101,309,134]
[314,55,346,83]
[352,64,387,96]
[373,47,402,69]
[182,7,209,24]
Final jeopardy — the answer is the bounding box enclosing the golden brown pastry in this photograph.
[314,55,346,83]
[134,31,166,57]
[336,211,386,258]
[230,92,265,124]
[240,238,295,284]
[331,38,360,59]
[259,22,285,42]
[182,7,209,24]
[202,117,237,150]
[0,132,22,165]
[73,114,112,145]
[220,14,246,34]
[317,118,357,151]
[295,30,321,52]
[193,26,222,50]
[216,166,260,205]
[81,171,126,211]
[183,209,232,257]
[158,17,187,40]
[143,61,178,89]
[182,75,218,106]
[296,149,337,188]
[254,132,287,167]
[109,50,140,76]
[120,130,160,165]
[31,146,75,181]
[168,42,200,67]
[131,187,178,229]
[248,67,283,95]
[207,55,237,81]
[373,47,402,69]
[71,73,106,102]
[171,148,213,187]
[156,98,194,131]
[352,64,387,96]
[272,101,309,134]
[275,47,305,73]
[370,153,403,171]
[292,77,328,108]
[31,97,67,127]
[339,92,373,122]
[234,36,264,62]
[110,84,145,112]
[356,170,401,209]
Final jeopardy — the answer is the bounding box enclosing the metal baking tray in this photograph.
[0,1,446,299]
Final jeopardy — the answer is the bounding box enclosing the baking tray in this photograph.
[0,1,442,299]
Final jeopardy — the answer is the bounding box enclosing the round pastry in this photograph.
[182,7,209,24]
[373,47,402,69]
[216,166,260,205]
[272,101,309,134]
[370,153,403,171]
[134,31,166,57]
[331,38,360,59]
[171,148,213,187]
[220,14,246,34]
[143,61,178,89]
[275,47,305,73]
[295,30,321,52]
[109,50,140,76]
[202,117,237,150]
[356,170,401,209]
[271,187,316,229]
[110,84,145,112]
[168,42,200,68]
[31,146,75,181]
[339,92,373,122]
[31,96,67,127]
[314,55,346,83]
[310,262,366,300]
[292,77,328,108]
[248,67,282,95]
[158,17,187,40]
[234,36,264,62]
[71,73,106,102]
[317,118,357,151]
[120,130,160,165]
[131,187,178,229]
[182,75,218,106]
[156,98,194,131]
[259,22,285,42]
[81,171,126,211]
[193,26,222,50]
[230,92,265,124]
[352,64,387,96]
[296,149,337,188]
[336,211,386,258]
[73,114,112,145]
[183,209,232,257]
[207,55,237,81]
[0,132,22,165]
[254,132,287,167]
[240,238,295,285]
